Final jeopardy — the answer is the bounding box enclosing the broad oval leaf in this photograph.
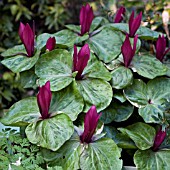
[118,122,156,150]
[1,97,40,126]
[87,27,124,63]
[124,79,148,108]
[90,17,109,33]
[107,23,160,40]
[80,138,123,170]
[53,29,89,47]
[50,81,84,121]
[124,78,170,123]
[35,49,73,91]
[132,55,167,79]
[1,50,40,73]
[104,126,137,149]
[25,114,74,151]
[42,131,81,170]
[1,45,26,57]
[20,67,38,88]
[134,149,170,170]
[83,53,111,81]
[111,66,133,89]
[77,78,112,112]
[101,100,134,123]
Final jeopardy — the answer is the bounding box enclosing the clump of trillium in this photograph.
[155,35,170,62]
[121,34,138,67]
[72,44,90,80]
[128,11,142,37]
[114,6,126,23]
[46,37,56,51]
[79,3,94,36]
[80,105,102,144]
[152,126,166,151]
[37,81,52,119]
[19,22,35,57]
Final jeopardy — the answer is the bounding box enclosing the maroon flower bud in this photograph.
[46,37,56,51]
[79,3,94,36]
[121,34,138,67]
[19,22,35,57]
[155,35,170,62]
[128,11,142,37]
[80,105,102,143]
[72,44,90,80]
[152,126,166,151]
[114,6,126,23]
[37,81,52,119]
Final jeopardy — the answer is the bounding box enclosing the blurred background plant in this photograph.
[0,0,170,113]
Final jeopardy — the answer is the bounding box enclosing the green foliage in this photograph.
[0,128,45,169]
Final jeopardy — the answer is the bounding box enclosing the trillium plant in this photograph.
[1,3,170,170]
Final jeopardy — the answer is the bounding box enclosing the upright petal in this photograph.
[129,11,142,37]
[80,105,102,143]
[152,126,166,151]
[21,23,35,57]
[75,44,90,79]
[80,3,94,35]
[132,35,138,56]
[46,37,56,51]
[121,34,133,67]
[37,81,52,119]
[72,45,78,72]
[19,22,25,42]
[156,35,166,61]
[114,6,126,23]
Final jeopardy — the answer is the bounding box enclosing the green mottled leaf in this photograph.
[118,122,156,150]
[35,49,73,91]
[50,81,84,121]
[113,90,126,103]
[20,67,38,88]
[65,25,80,33]
[87,27,124,63]
[104,126,137,149]
[124,78,170,123]
[111,66,133,89]
[83,53,111,81]
[42,132,81,169]
[80,138,122,170]
[77,78,112,112]
[101,100,134,123]
[107,23,160,40]
[90,17,108,33]
[132,55,167,79]
[1,97,40,126]
[53,29,89,47]
[1,45,26,57]
[134,149,170,170]
[1,50,40,73]
[124,79,148,107]
[25,114,74,151]
[36,33,53,50]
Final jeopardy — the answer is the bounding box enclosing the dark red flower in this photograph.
[80,105,102,143]
[37,81,52,119]
[79,3,94,36]
[46,37,56,51]
[121,34,138,67]
[155,35,170,62]
[114,6,126,23]
[72,44,90,80]
[152,126,166,151]
[19,22,35,57]
[128,11,142,37]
